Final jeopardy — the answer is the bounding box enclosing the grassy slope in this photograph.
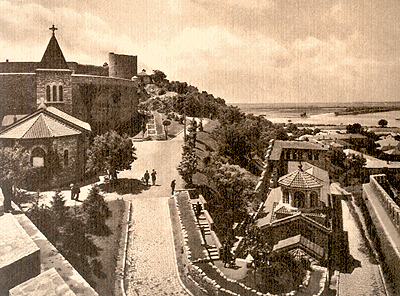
[90,199,125,296]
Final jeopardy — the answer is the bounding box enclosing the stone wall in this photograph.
[18,134,87,189]
[369,174,400,229]
[72,75,139,134]
[0,74,36,122]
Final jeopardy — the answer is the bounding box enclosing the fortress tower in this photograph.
[108,52,137,79]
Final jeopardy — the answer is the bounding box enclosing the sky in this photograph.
[0,0,399,104]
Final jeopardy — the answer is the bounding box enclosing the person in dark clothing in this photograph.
[171,180,176,195]
[144,170,150,186]
[71,183,81,201]
[151,169,157,186]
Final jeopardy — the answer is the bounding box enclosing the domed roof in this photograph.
[278,164,323,189]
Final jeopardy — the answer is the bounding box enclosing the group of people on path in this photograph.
[142,169,177,196]
[143,169,157,186]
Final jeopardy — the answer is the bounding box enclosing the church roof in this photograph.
[0,107,90,139]
[37,34,69,70]
[278,166,323,189]
[272,234,325,260]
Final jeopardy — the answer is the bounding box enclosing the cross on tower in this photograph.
[49,24,58,36]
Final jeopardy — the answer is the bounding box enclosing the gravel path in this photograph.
[123,135,189,295]
[339,199,386,296]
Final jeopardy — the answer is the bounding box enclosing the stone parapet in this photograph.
[9,268,76,296]
[0,214,40,296]
[369,174,400,230]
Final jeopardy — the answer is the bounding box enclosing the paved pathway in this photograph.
[339,199,386,296]
[122,134,189,296]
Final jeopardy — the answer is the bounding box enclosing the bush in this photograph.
[83,186,111,235]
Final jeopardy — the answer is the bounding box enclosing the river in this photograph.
[244,109,400,128]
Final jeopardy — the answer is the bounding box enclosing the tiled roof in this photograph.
[37,35,69,70]
[1,115,28,127]
[272,234,325,259]
[0,113,81,139]
[46,107,91,131]
[278,167,323,189]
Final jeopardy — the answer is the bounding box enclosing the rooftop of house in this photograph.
[269,140,327,161]
[344,149,400,169]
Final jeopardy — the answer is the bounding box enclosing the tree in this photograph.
[87,131,137,180]
[49,189,69,226]
[151,70,167,85]
[0,144,30,211]
[162,119,171,140]
[82,185,111,235]
[204,160,257,240]
[177,149,198,187]
[346,123,363,134]
[378,119,388,128]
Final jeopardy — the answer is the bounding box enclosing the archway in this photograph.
[31,147,46,167]
[310,191,319,207]
[294,191,306,208]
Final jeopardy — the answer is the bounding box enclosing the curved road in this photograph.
[120,133,189,296]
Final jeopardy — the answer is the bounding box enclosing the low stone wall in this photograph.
[369,174,400,230]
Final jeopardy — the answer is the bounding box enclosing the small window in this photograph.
[315,153,319,160]
[53,85,57,101]
[282,189,289,204]
[46,85,51,101]
[63,150,69,166]
[31,147,45,167]
[59,85,63,102]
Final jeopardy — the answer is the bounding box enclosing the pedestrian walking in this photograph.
[151,169,157,186]
[144,170,150,186]
[171,180,176,195]
[71,183,81,201]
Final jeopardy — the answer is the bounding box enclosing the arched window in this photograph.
[59,85,63,102]
[53,85,57,101]
[294,191,306,208]
[310,191,319,207]
[63,150,69,166]
[282,189,289,204]
[46,85,51,101]
[31,147,46,167]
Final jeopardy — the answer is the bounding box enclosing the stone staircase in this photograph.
[192,203,219,260]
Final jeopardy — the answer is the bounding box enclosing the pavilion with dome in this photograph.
[256,162,333,263]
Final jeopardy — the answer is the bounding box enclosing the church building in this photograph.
[0,25,140,135]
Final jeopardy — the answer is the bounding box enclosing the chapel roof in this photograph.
[278,164,323,189]
[37,33,69,70]
[0,106,91,139]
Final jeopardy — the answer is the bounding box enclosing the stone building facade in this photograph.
[0,106,91,189]
[0,28,139,135]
